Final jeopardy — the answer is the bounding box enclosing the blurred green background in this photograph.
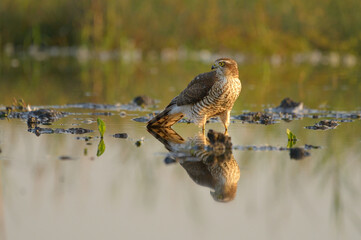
[0,0,360,108]
[1,0,361,54]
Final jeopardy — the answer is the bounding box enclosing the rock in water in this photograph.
[270,97,304,113]
[133,95,156,106]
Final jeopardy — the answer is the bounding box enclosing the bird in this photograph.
[147,127,240,202]
[147,58,242,133]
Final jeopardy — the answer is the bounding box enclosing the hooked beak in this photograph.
[211,63,218,70]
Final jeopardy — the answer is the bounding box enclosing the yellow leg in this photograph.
[224,125,228,135]
[219,111,230,134]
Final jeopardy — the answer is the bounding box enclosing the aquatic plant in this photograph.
[97,118,106,138]
[97,138,105,157]
[96,118,106,156]
[287,128,297,148]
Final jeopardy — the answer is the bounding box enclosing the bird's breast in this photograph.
[186,76,241,123]
[212,77,241,103]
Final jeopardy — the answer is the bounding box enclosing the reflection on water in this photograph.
[148,127,240,202]
[0,107,361,239]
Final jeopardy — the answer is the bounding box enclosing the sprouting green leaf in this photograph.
[287,140,295,148]
[287,128,297,148]
[97,118,106,138]
[97,139,106,157]
[287,128,297,141]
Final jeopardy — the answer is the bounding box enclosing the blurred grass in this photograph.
[1,0,361,55]
[1,56,360,111]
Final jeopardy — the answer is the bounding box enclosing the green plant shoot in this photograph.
[97,139,106,157]
[287,128,297,148]
[97,118,106,138]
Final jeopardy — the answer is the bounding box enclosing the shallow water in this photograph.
[0,57,361,240]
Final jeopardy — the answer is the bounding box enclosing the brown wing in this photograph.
[176,71,218,106]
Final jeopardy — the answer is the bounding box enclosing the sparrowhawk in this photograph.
[147,58,242,132]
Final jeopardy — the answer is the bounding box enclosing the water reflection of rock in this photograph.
[289,147,311,160]
[148,128,240,202]
[28,126,93,136]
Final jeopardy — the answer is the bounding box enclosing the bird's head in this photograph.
[211,58,239,78]
[210,183,238,203]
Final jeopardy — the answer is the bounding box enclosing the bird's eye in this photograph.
[219,62,225,67]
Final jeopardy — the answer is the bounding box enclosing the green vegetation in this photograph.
[97,118,106,138]
[97,139,105,157]
[96,118,106,157]
[1,0,361,55]
[286,128,297,148]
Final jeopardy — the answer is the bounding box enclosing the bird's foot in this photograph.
[224,127,229,135]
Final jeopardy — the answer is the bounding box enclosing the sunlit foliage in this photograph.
[1,0,361,54]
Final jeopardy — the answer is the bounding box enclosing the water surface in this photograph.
[0,57,361,240]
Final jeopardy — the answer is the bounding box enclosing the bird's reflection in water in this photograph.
[147,127,240,202]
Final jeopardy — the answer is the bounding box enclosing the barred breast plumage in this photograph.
[188,76,241,123]
[147,58,242,133]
